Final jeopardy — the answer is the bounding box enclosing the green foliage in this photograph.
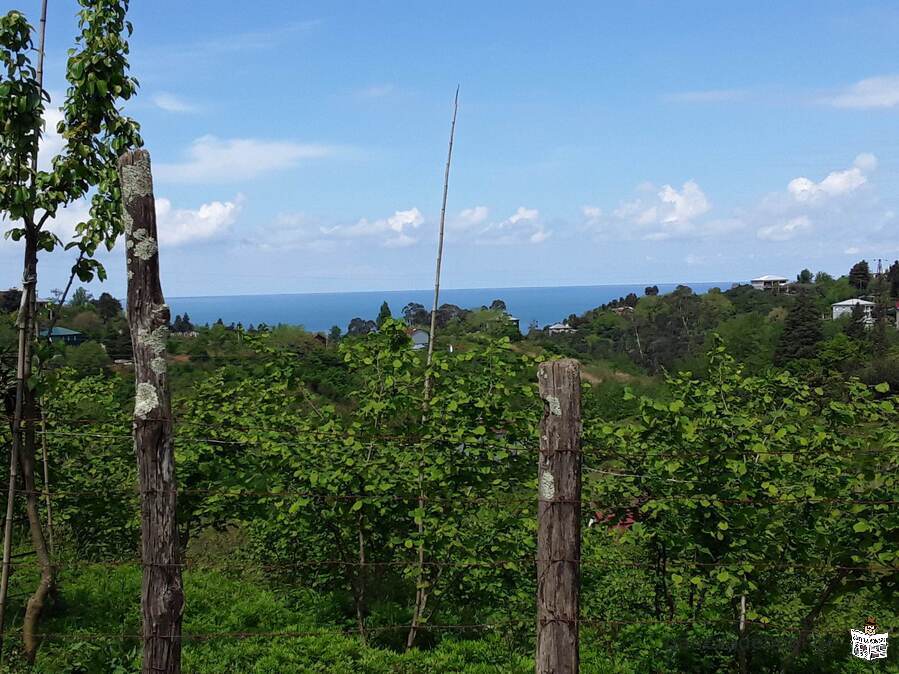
[585,341,899,669]
[849,260,871,291]
[376,301,392,328]
[774,290,823,367]
[1,0,141,281]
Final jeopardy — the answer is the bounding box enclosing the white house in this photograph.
[750,275,789,291]
[832,298,875,324]
[547,322,576,336]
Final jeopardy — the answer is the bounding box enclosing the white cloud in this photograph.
[155,135,339,183]
[475,206,551,245]
[455,206,489,229]
[787,154,876,203]
[581,206,602,224]
[757,215,812,241]
[824,75,899,109]
[658,181,711,223]
[155,195,242,246]
[597,180,713,240]
[844,246,861,255]
[321,207,424,247]
[152,92,197,113]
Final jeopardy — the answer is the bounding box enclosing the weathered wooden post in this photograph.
[118,149,184,674]
[536,359,581,674]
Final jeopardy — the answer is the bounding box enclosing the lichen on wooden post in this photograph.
[536,359,581,674]
[118,149,184,674]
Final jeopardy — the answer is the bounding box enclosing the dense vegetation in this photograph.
[0,262,897,672]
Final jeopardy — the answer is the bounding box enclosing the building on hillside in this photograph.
[505,315,520,331]
[409,328,429,350]
[39,326,86,346]
[547,322,576,336]
[750,275,789,291]
[832,298,875,324]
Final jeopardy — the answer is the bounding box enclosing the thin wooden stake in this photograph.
[423,85,459,400]
[536,359,581,674]
[119,149,184,674]
[407,86,459,651]
[39,399,54,556]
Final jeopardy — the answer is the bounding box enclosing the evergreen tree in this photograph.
[796,269,813,284]
[376,301,392,328]
[774,290,823,366]
[849,260,871,291]
[843,304,868,342]
[95,292,122,322]
[328,325,342,344]
[69,286,94,308]
[887,260,899,298]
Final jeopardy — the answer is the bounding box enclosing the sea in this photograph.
[167,282,735,333]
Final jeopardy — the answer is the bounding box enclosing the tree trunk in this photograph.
[119,149,184,674]
[0,233,41,660]
[787,569,848,666]
[355,510,367,643]
[19,402,55,663]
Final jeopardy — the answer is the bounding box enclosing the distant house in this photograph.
[547,322,576,336]
[750,275,789,291]
[409,328,429,350]
[505,315,520,331]
[39,326,86,346]
[832,298,875,324]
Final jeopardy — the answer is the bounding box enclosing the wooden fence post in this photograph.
[536,359,581,674]
[118,149,184,674]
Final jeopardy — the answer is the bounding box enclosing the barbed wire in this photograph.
[0,616,885,644]
[4,557,894,574]
[6,485,898,506]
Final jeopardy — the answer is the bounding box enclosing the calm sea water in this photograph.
[168,282,734,333]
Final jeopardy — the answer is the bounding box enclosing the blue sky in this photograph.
[3,0,899,296]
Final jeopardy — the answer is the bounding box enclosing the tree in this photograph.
[590,344,899,670]
[489,299,507,312]
[171,313,194,333]
[0,3,141,660]
[887,260,899,298]
[69,286,93,309]
[95,291,122,321]
[774,290,823,366]
[644,285,659,296]
[796,268,813,284]
[376,301,392,328]
[843,303,868,342]
[346,317,376,336]
[0,288,21,313]
[849,260,871,290]
[328,325,341,344]
[402,302,428,326]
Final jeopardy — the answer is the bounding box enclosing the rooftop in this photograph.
[38,327,83,336]
[832,299,875,307]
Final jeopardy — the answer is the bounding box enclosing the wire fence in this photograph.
[0,404,896,667]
